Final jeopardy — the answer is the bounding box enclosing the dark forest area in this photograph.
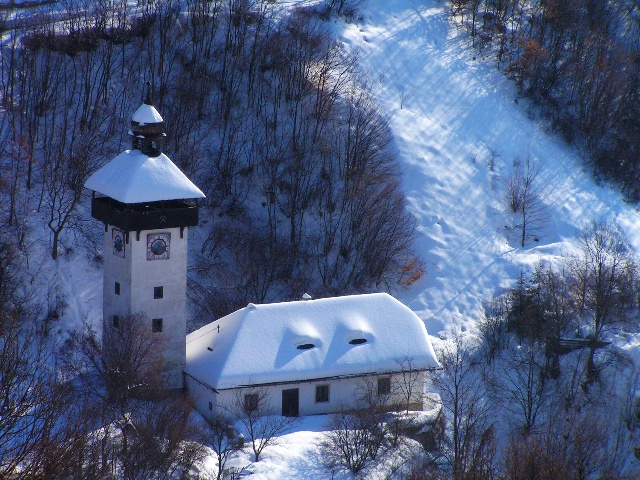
[0,0,421,324]
[451,0,640,201]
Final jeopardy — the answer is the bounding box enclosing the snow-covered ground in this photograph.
[194,407,441,479]
[41,0,640,476]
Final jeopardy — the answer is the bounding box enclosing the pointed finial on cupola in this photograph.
[130,82,165,157]
[144,80,152,105]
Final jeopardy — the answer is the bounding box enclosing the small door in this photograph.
[282,388,299,417]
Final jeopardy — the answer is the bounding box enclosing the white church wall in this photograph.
[132,226,187,389]
[188,372,430,423]
[186,376,220,421]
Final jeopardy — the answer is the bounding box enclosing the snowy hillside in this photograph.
[5,0,640,477]
[340,0,640,336]
[46,0,640,346]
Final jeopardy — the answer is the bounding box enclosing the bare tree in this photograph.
[531,263,575,379]
[209,413,243,480]
[120,397,207,480]
[569,219,638,382]
[0,235,84,478]
[0,314,71,478]
[556,347,590,412]
[432,334,495,479]
[323,411,375,475]
[491,340,549,434]
[228,386,297,462]
[505,404,628,480]
[478,295,509,363]
[98,313,165,405]
[394,356,427,413]
[63,313,166,475]
[323,375,394,474]
[42,142,89,260]
[63,313,205,479]
[326,0,365,17]
[503,433,570,480]
[505,156,546,247]
[354,375,394,459]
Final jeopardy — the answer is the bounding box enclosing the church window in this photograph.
[378,377,391,395]
[244,393,258,411]
[152,318,163,333]
[154,286,163,299]
[209,402,213,411]
[113,315,120,329]
[315,384,329,403]
[115,282,120,295]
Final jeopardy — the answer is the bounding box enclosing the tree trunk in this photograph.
[51,230,59,260]
[586,344,597,384]
[521,205,526,247]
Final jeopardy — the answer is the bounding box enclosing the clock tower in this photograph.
[85,98,205,389]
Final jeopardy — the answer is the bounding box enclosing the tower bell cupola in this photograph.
[130,96,165,157]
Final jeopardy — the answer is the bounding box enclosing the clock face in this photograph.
[112,229,125,258]
[147,232,171,260]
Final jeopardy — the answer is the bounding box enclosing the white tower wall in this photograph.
[103,225,188,389]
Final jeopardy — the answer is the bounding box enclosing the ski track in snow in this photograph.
[337,0,640,338]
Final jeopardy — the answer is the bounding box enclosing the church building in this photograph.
[85,98,439,414]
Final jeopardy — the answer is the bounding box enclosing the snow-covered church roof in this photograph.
[185,293,439,390]
[85,150,205,203]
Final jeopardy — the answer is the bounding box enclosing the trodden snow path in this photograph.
[335,0,640,336]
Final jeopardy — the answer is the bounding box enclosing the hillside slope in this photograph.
[337,0,640,336]
[39,0,640,344]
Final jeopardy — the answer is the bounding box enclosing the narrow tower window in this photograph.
[152,318,163,333]
[114,282,120,295]
[113,315,120,329]
[154,286,164,299]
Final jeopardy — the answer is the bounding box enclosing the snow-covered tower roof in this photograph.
[84,99,205,232]
[84,150,205,204]
[185,293,440,390]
